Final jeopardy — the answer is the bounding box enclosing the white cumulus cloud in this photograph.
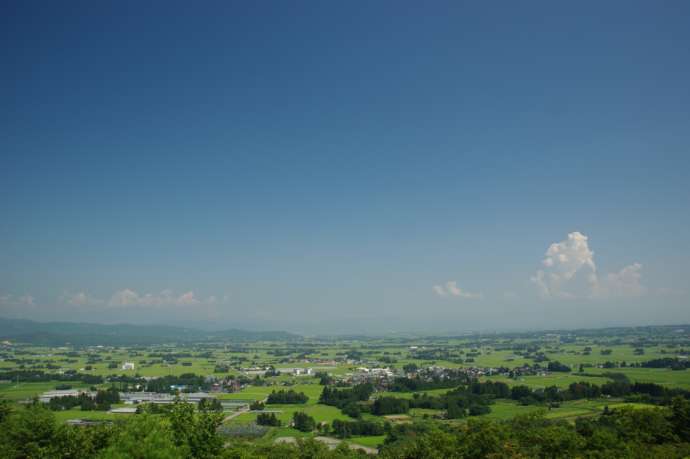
[531,232,645,299]
[598,263,646,298]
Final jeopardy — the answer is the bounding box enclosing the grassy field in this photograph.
[217,386,276,401]
[482,399,662,422]
[482,373,611,389]
[52,409,134,423]
[348,435,386,447]
[377,388,452,399]
[233,403,350,426]
[2,328,688,444]
[585,367,690,390]
[223,382,349,426]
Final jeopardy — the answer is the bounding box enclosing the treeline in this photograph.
[331,418,385,438]
[388,374,470,392]
[3,394,690,457]
[372,396,410,415]
[0,398,226,459]
[256,412,281,426]
[144,373,209,393]
[508,379,690,406]
[47,388,120,411]
[453,378,690,407]
[378,399,690,459]
[579,357,690,371]
[379,383,499,418]
[374,378,690,419]
[641,358,690,370]
[319,383,373,407]
[0,369,103,384]
[266,389,308,404]
[547,361,571,372]
[0,370,222,394]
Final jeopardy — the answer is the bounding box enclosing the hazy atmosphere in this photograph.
[2,2,689,334]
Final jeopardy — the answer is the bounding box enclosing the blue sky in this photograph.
[1,1,689,333]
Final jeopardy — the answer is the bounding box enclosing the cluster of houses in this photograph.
[208,376,242,393]
[336,366,400,388]
[350,367,396,384]
[415,364,550,381]
[238,365,337,377]
[336,362,558,389]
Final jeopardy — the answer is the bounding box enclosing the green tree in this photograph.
[460,418,511,459]
[0,396,12,423]
[0,403,58,458]
[198,397,223,412]
[167,399,224,459]
[97,414,185,459]
[256,412,281,426]
[292,411,316,432]
[670,396,690,442]
[249,400,264,410]
[50,423,113,459]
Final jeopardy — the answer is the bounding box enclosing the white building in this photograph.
[291,367,314,376]
[122,362,135,370]
[120,391,214,405]
[109,407,137,414]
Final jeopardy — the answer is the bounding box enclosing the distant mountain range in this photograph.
[0,317,300,346]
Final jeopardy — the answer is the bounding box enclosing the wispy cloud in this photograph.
[433,281,482,299]
[0,293,35,307]
[599,263,646,298]
[60,289,227,308]
[432,285,447,297]
[656,287,686,296]
[63,291,104,307]
[503,291,519,300]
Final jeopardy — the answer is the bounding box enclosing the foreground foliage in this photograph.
[1,397,690,458]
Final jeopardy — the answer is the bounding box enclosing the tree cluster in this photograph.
[256,412,281,426]
[291,411,315,432]
[47,388,120,412]
[266,389,308,404]
[145,373,209,393]
[331,418,385,438]
[319,383,373,408]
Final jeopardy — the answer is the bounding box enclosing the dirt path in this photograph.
[223,406,248,422]
[223,397,269,422]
